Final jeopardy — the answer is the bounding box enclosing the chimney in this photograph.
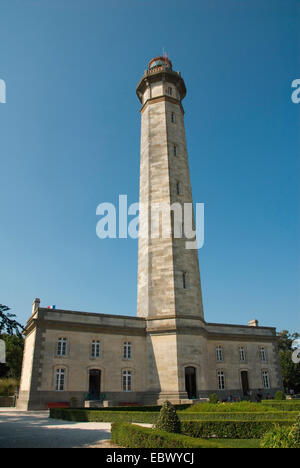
[248,319,259,327]
[32,298,40,315]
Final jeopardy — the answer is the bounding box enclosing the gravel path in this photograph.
[0,409,112,448]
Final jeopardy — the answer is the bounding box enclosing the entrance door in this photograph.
[89,369,101,400]
[185,367,197,399]
[241,371,249,396]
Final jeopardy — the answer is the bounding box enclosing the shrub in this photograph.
[155,401,181,434]
[70,397,78,408]
[291,414,300,446]
[0,378,19,396]
[209,393,219,404]
[181,420,293,439]
[274,390,285,401]
[111,422,219,448]
[260,426,296,448]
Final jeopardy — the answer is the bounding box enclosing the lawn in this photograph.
[213,439,261,448]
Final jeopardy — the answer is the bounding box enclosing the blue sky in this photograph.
[0,0,299,332]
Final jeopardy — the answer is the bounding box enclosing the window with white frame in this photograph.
[123,342,132,360]
[239,347,246,362]
[122,370,132,392]
[217,370,225,390]
[57,338,67,357]
[171,111,176,123]
[262,370,270,389]
[55,368,65,391]
[260,347,267,362]
[216,346,223,362]
[91,340,100,358]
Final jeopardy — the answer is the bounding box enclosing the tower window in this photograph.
[216,346,223,362]
[122,370,132,392]
[167,87,173,96]
[91,340,101,358]
[260,347,267,362]
[123,342,132,360]
[55,368,65,391]
[262,371,270,389]
[182,272,188,289]
[57,338,67,357]
[239,347,246,362]
[176,181,180,195]
[217,371,225,390]
[173,144,177,156]
[171,112,176,123]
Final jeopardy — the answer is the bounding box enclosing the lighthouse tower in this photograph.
[136,57,206,402]
[136,56,204,321]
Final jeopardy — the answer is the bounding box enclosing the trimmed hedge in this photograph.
[184,402,282,413]
[180,411,298,421]
[111,422,220,448]
[50,408,298,424]
[261,401,300,412]
[50,408,159,423]
[182,420,294,439]
[61,405,189,412]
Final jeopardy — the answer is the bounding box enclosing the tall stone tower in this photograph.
[136,56,205,402]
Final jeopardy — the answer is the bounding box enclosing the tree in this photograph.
[278,330,300,352]
[277,330,300,393]
[0,304,24,379]
[0,334,24,379]
[0,305,23,337]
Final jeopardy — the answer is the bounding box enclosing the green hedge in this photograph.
[182,420,294,439]
[50,408,298,424]
[261,401,300,412]
[50,408,159,423]
[111,422,220,448]
[184,402,283,413]
[69,405,189,412]
[180,411,298,421]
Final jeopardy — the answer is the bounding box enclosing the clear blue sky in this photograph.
[0,0,299,332]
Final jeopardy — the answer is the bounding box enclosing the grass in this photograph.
[213,439,261,448]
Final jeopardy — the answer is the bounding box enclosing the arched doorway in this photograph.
[89,369,101,400]
[185,367,197,399]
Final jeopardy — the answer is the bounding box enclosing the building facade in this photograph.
[18,57,283,410]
